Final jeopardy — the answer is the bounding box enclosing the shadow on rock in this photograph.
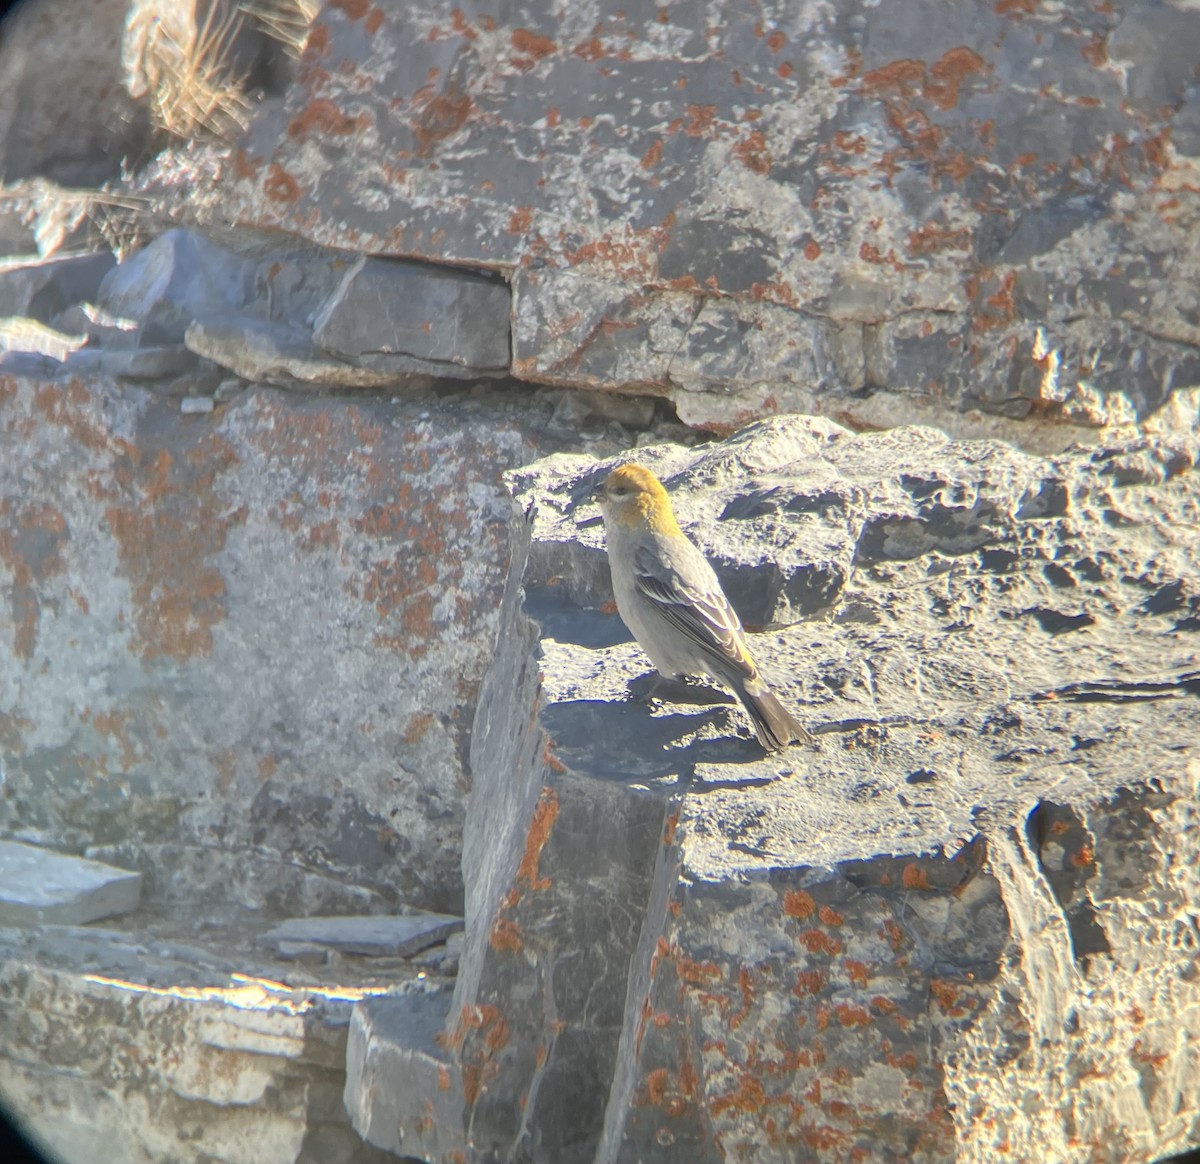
[625,673,736,707]
[541,695,769,785]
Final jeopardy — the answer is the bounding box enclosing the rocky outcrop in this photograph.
[219,0,1200,433]
[347,415,1200,1164]
[0,916,448,1164]
[1,3,1199,1163]
[0,373,538,914]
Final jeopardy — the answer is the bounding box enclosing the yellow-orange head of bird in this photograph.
[596,464,683,535]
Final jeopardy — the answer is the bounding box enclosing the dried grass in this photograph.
[144,1,252,143]
[85,194,155,263]
[240,0,321,56]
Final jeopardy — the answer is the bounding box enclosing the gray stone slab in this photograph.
[0,841,141,926]
[0,0,148,186]
[53,302,141,349]
[97,345,200,381]
[344,988,462,1162]
[312,255,511,370]
[259,913,464,958]
[273,940,330,964]
[184,314,447,388]
[98,228,253,344]
[0,252,115,323]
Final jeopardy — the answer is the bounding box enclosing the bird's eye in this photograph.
[612,487,627,496]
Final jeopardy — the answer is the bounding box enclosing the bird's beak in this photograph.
[573,478,605,527]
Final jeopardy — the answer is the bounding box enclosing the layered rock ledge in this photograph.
[222,0,1200,433]
[348,415,1200,1164]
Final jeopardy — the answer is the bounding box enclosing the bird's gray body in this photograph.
[595,465,813,751]
[603,517,757,689]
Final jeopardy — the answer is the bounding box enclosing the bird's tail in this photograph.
[737,681,816,752]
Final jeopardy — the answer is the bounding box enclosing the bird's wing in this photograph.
[632,544,755,680]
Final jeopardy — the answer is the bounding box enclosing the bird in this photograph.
[593,463,815,752]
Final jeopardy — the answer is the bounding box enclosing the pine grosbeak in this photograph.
[595,463,814,752]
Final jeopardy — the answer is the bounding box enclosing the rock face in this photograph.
[0,225,515,393]
[1,4,1199,1163]
[0,373,537,914]
[346,415,1200,1164]
[0,920,436,1164]
[0,841,141,926]
[222,0,1200,432]
[0,0,151,185]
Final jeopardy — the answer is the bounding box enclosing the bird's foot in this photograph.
[628,673,667,705]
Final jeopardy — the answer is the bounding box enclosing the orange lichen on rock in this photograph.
[104,436,245,663]
[818,905,845,927]
[730,966,756,1029]
[402,713,436,743]
[861,47,989,111]
[511,28,556,63]
[0,500,69,660]
[675,954,724,986]
[683,103,718,137]
[929,978,961,1013]
[232,149,261,180]
[511,28,556,69]
[907,222,972,256]
[490,916,524,952]
[835,1003,873,1028]
[485,1017,511,1051]
[541,738,567,774]
[516,787,559,890]
[925,47,988,110]
[507,206,534,234]
[645,1067,670,1105]
[463,1063,482,1105]
[976,270,1018,329]
[860,58,926,99]
[288,97,364,139]
[264,164,302,203]
[733,130,772,175]
[798,929,843,957]
[82,709,138,772]
[711,1073,766,1116]
[412,85,473,156]
[662,810,679,846]
[794,968,825,996]
[783,889,816,919]
[845,960,870,989]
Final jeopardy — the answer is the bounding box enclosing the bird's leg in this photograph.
[628,672,669,704]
